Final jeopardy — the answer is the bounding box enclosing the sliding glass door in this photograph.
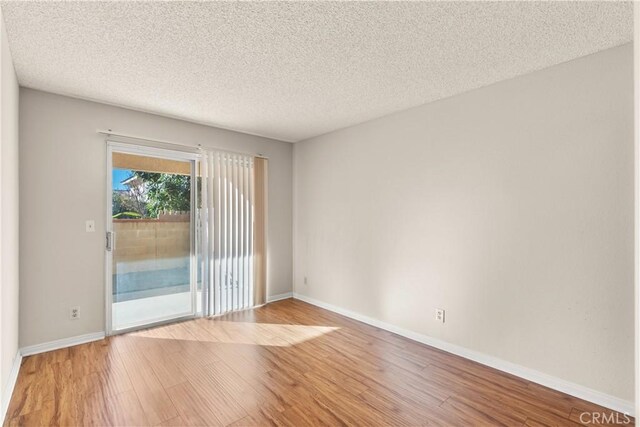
[106,143,198,333]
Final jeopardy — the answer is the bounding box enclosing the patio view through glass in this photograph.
[110,150,195,331]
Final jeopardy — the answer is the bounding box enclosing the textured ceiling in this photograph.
[0,1,633,142]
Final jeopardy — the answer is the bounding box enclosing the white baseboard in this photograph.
[20,331,106,357]
[292,293,634,416]
[1,350,22,425]
[267,292,293,303]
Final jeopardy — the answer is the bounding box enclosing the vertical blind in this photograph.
[200,151,256,316]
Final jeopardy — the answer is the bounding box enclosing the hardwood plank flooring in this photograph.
[4,299,634,426]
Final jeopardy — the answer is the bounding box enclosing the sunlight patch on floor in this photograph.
[128,320,340,347]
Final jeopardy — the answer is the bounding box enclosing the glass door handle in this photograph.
[106,231,114,251]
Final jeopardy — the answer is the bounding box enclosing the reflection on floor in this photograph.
[5,299,633,426]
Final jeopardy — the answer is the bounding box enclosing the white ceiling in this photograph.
[0,1,633,143]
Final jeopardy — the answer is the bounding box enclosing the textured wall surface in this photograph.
[294,44,634,400]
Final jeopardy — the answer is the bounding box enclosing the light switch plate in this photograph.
[85,220,95,232]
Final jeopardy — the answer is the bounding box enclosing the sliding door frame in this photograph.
[105,141,200,336]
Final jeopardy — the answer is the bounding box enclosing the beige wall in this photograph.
[0,8,19,417]
[19,88,293,347]
[294,44,634,401]
[635,3,640,416]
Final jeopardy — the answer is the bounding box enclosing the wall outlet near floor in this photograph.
[435,308,445,323]
[304,276,308,285]
[70,306,80,320]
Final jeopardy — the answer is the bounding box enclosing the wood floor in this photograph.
[4,299,633,426]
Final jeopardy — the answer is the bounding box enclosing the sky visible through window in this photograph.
[113,169,133,191]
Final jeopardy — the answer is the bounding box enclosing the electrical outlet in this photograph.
[85,220,95,232]
[304,276,308,285]
[70,306,80,320]
[435,308,445,323]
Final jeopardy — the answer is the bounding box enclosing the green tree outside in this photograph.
[112,171,191,219]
